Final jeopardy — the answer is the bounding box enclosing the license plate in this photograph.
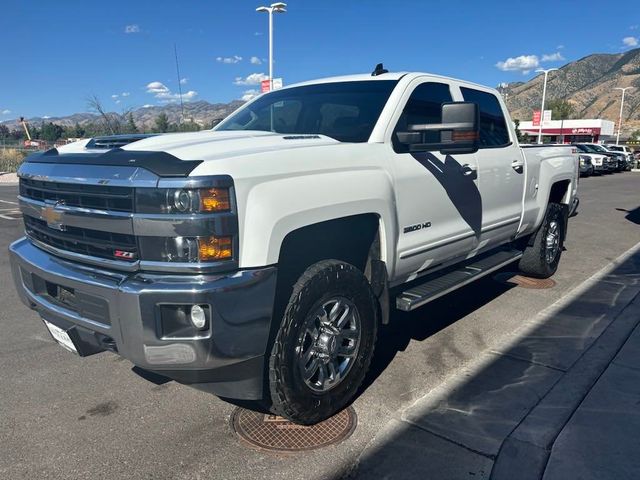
[43,320,78,354]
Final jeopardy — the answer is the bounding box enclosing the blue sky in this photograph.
[1,0,639,119]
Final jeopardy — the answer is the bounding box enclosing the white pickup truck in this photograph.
[10,67,579,424]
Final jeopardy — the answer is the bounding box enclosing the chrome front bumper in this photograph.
[9,238,277,400]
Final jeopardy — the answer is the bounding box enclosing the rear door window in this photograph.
[460,87,510,148]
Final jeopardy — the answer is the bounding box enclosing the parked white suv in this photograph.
[10,67,579,424]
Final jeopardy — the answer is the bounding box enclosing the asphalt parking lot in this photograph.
[1,173,639,480]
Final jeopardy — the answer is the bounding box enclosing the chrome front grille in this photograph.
[20,178,134,213]
[24,216,138,262]
[17,161,238,274]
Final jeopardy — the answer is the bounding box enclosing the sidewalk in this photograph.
[345,247,640,480]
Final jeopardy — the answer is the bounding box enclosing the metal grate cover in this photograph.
[493,272,556,289]
[231,407,357,453]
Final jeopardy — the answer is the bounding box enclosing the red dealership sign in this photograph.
[261,79,271,93]
[532,110,541,127]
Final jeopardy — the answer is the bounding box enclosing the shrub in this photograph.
[0,148,27,173]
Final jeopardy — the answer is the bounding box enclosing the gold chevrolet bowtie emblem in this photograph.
[43,201,66,231]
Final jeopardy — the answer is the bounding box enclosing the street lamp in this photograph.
[256,2,287,91]
[535,68,557,144]
[614,87,633,145]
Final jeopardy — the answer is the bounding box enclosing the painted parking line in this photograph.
[0,208,21,220]
[0,199,18,205]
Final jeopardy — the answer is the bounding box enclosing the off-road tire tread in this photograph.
[268,260,378,424]
[519,202,565,278]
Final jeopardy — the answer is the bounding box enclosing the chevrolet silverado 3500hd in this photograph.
[10,69,579,424]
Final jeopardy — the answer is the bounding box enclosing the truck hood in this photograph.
[122,130,341,161]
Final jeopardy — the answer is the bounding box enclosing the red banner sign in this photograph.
[261,79,271,93]
[532,110,541,127]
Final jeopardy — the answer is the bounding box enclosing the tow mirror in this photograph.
[397,102,479,155]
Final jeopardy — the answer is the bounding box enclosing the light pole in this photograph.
[614,87,633,145]
[256,2,287,91]
[535,68,557,144]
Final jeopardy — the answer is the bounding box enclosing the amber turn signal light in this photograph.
[198,236,233,261]
[199,188,230,212]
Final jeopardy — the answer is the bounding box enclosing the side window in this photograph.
[460,87,510,148]
[393,82,452,153]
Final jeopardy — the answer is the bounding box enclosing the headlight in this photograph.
[139,235,233,263]
[137,187,231,214]
[134,176,236,266]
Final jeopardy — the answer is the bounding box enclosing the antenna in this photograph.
[174,43,185,125]
[371,63,389,76]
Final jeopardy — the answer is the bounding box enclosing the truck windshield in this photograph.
[578,144,602,153]
[216,80,398,142]
[589,144,609,153]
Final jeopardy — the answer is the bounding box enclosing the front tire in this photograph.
[268,260,378,424]
[518,202,565,278]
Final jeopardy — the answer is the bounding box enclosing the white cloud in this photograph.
[216,55,243,64]
[42,115,51,119]
[234,72,269,86]
[250,56,262,65]
[1,109,10,115]
[557,44,565,49]
[630,25,638,31]
[145,81,198,103]
[496,55,540,73]
[124,24,140,34]
[111,94,119,99]
[180,78,188,85]
[541,52,565,62]
[623,36,639,47]
[241,89,260,101]
[115,100,121,104]
[142,104,154,108]
[121,92,130,97]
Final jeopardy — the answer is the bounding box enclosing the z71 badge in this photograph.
[404,222,432,234]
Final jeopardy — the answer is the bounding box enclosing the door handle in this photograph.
[460,164,477,176]
[511,160,525,172]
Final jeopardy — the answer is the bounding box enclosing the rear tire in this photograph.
[518,202,565,278]
[268,260,378,425]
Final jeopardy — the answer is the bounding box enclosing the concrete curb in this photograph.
[491,292,640,479]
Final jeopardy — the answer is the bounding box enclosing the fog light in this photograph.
[190,305,207,329]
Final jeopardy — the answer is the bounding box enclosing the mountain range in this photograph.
[4,47,640,137]
[0,100,245,132]
[502,47,640,136]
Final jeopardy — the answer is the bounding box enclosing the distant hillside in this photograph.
[0,100,245,131]
[502,48,640,136]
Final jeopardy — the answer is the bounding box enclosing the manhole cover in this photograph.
[494,272,556,289]
[231,406,357,453]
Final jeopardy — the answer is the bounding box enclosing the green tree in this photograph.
[125,113,139,134]
[547,99,575,121]
[40,122,64,142]
[629,130,640,142]
[154,113,170,133]
[0,124,9,140]
[513,119,523,142]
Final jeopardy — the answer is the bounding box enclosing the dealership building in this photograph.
[518,119,616,144]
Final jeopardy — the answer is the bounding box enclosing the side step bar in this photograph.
[396,249,523,312]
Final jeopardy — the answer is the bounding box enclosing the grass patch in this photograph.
[0,148,27,173]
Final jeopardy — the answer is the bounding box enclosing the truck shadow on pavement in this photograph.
[616,206,640,225]
[361,273,514,394]
[344,250,640,480]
